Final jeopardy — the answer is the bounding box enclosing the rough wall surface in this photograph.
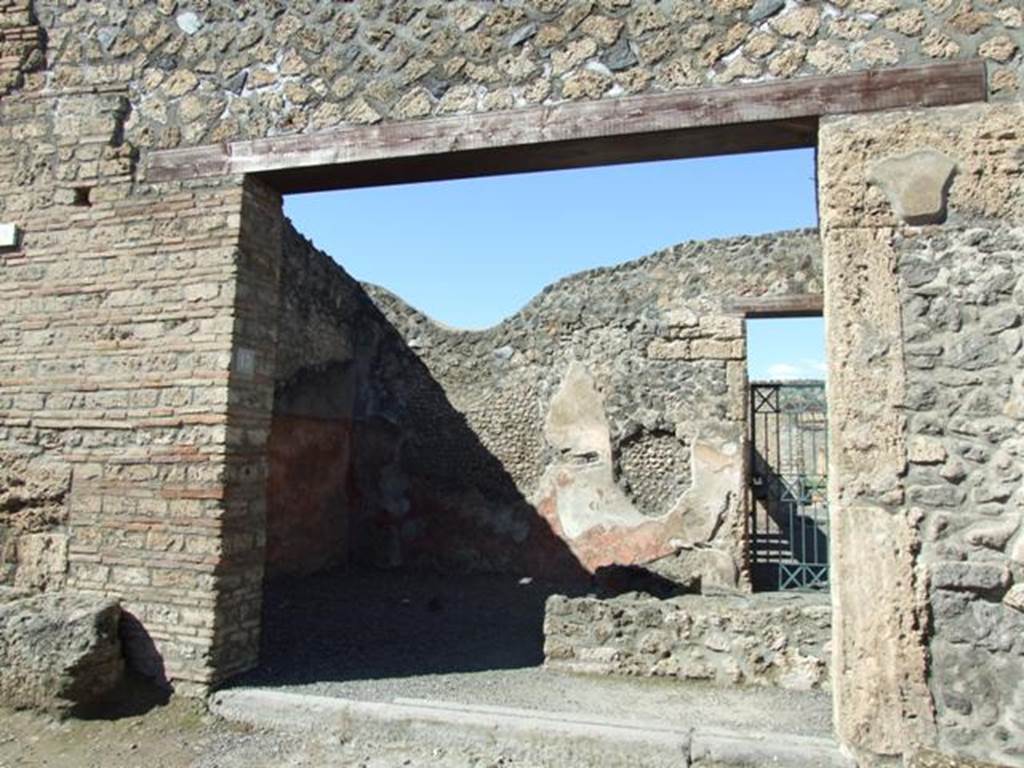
[544,592,831,690]
[0,42,283,683]
[0,588,124,713]
[16,0,1022,152]
[819,101,1024,766]
[268,223,822,585]
[263,224,365,577]
[0,3,1020,763]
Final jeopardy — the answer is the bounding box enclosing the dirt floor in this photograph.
[0,698,999,768]
[1,682,563,768]
[234,568,833,738]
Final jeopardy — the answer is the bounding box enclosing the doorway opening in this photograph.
[240,147,832,738]
[745,317,828,592]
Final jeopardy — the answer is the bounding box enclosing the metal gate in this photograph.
[748,381,829,591]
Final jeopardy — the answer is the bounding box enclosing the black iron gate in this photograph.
[748,381,829,591]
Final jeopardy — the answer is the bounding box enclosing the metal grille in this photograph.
[748,381,829,591]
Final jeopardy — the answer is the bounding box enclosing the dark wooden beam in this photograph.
[727,293,825,318]
[146,60,987,192]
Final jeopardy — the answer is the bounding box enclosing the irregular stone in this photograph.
[561,69,613,100]
[908,436,947,464]
[948,8,992,35]
[535,24,567,49]
[991,67,1021,94]
[964,517,1020,552]
[436,84,476,114]
[97,27,119,52]
[580,15,623,46]
[748,0,785,24]
[771,7,820,38]
[1004,584,1024,613]
[162,69,199,97]
[868,150,958,225]
[828,17,871,42]
[224,69,248,96]
[715,55,761,84]
[921,29,960,59]
[602,35,637,71]
[995,7,1023,29]
[931,561,1011,593]
[13,532,67,591]
[982,307,1020,334]
[744,31,778,59]
[175,11,202,35]
[506,23,537,48]
[393,88,433,119]
[766,44,807,78]
[885,9,926,37]
[0,591,124,713]
[856,36,900,66]
[452,5,485,32]
[552,37,598,75]
[345,97,383,124]
[627,6,670,36]
[978,35,1018,63]
[636,31,676,66]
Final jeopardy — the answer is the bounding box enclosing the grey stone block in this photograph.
[0,591,124,713]
[868,150,957,226]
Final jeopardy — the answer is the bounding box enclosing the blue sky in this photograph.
[284,148,825,380]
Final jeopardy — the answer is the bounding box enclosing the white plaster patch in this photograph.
[0,222,20,249]
[176,11,202,35]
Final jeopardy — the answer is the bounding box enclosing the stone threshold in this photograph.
[210,687,854,768]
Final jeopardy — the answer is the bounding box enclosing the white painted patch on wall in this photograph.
[0,222,20,249]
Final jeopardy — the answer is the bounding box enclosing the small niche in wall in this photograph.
[73,187,93,207]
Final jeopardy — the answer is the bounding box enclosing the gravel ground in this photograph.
[1,698,999,768]
[234,567,834,738]
[0,697,558,768]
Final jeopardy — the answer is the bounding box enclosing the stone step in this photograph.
[209,687,854,768]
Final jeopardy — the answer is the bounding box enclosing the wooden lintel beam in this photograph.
[727,293,825,318]
[146,60,987,191]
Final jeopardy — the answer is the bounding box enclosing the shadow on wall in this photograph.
[258,223,712,683]
[267,221,601,584]
[348,307,594,581]
[260,225,593,682]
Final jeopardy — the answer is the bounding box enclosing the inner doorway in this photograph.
[745,317,828,591]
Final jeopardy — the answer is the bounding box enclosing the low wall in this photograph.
[543,592,831,691]
[267,224,823,586]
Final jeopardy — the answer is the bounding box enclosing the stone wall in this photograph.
[819,101,1024,766]
[900,225,1024,758]
[22,0,1021,154]
[267,223,822,586]
[263,224,366,578]
[0,40,282,684]
[0,1,1021,763]
[543,592,831,690]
